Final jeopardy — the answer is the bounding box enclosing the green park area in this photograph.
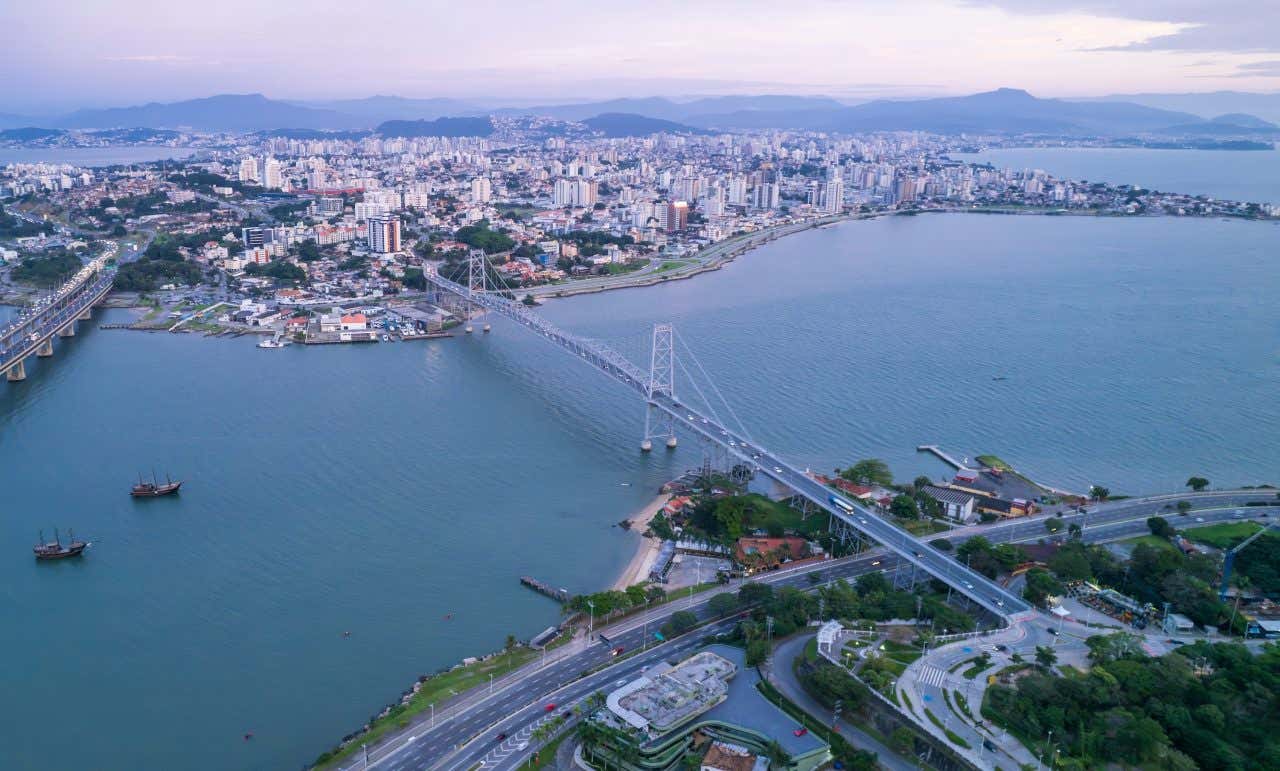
[1182,521,1264,548]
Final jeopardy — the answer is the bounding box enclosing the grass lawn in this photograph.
[975,455,1012,471]
[1126,535,1177,552]
[962,660,993,680]
[803,638,819,663]
[878,658,908,676]
[900,518,951,536]
[315,646,538,769]
[1182,521,1264,549]
[656,260,690,273]
[734,494,827,537]
[880,640,921,654]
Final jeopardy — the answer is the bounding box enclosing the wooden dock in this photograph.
[520,576,570,603]
[916,444,971,470]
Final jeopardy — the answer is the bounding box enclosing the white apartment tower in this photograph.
[263,158,283,190]
[367,214,402,253]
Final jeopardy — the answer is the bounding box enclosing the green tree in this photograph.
[889,494,919,519]
[840,459,893,487]
[1147,516,1175,538]
[708,592,739,617]
[1045,516,1065,533]
[1024,568,1064,606]
[1176,500,1192,515]
[1185,476,1210,492]
[738,582,773,606]
[891,726,914,755]
[1035,645,1057,669]
[662,610,698,638]
[745,639,770,667]
[1089,485,1110,501]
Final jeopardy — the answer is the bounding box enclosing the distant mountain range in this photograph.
[1078,91,1280,126]
[54,94,369,132]
[295,95,487,122]
[1,88,1278,139]
[494,95,848,123]
[580,113,708,137]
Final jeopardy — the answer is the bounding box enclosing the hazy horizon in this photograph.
[4,0,1280,114]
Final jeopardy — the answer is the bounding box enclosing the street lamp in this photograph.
[587,599,595,642]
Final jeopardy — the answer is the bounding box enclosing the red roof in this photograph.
[341,313,366,324]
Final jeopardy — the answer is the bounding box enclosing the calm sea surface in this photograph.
[951,147,1280,205]
[0,146,196,167]
[2,213,1277,769]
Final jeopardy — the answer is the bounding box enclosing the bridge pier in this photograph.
[77,307,92,321]
[58,322,76,338]
[6,358,25,382]
[36,339,53,358]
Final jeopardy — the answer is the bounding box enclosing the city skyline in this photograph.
[3,0,1280,113]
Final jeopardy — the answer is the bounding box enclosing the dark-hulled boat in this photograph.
[131,473,182,497]
[34,529,89,560]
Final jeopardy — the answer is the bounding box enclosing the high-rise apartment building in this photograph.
[666,201,689,233]
[263,158,283,190]
[471,177,492,203]
[552,178,598,208]
[367,214,401,253]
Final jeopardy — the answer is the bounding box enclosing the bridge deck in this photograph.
[1,252,113,375]
[423,267,1030,617]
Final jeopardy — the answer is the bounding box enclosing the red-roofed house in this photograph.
[735,536,809,572]
[340,313,367,331]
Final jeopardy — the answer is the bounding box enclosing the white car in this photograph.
[773,467,783,473]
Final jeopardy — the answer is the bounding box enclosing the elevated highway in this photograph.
[1,245,114,382]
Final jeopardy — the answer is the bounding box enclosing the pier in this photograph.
[916,444,973,470]
[519,576,570,603]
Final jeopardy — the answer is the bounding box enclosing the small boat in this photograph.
[34,528,89,560]
[131,473,182,497]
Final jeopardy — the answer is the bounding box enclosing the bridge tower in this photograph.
[465,249,490,334]
[641,323,677,452]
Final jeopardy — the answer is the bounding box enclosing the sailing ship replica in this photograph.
[131,472,183,497]
[33,528,89,560]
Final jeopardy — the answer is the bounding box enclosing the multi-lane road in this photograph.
[337,488,1276,771]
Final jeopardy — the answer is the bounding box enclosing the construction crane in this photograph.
[1219,520,1277,599]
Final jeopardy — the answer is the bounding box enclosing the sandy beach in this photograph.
[611,493,671,590]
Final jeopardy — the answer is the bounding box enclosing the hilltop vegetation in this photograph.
[11,250,83,287]
[985,637,1280,769]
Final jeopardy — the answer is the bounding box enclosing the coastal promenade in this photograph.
[335,489,1276,771]
[523,213,851,298]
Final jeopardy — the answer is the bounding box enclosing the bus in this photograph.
[829,495,855,513]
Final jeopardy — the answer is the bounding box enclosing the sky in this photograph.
[2,0,1279,113]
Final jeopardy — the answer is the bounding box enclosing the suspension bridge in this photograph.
[426,252,1033,619]
[1,245,114,382]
